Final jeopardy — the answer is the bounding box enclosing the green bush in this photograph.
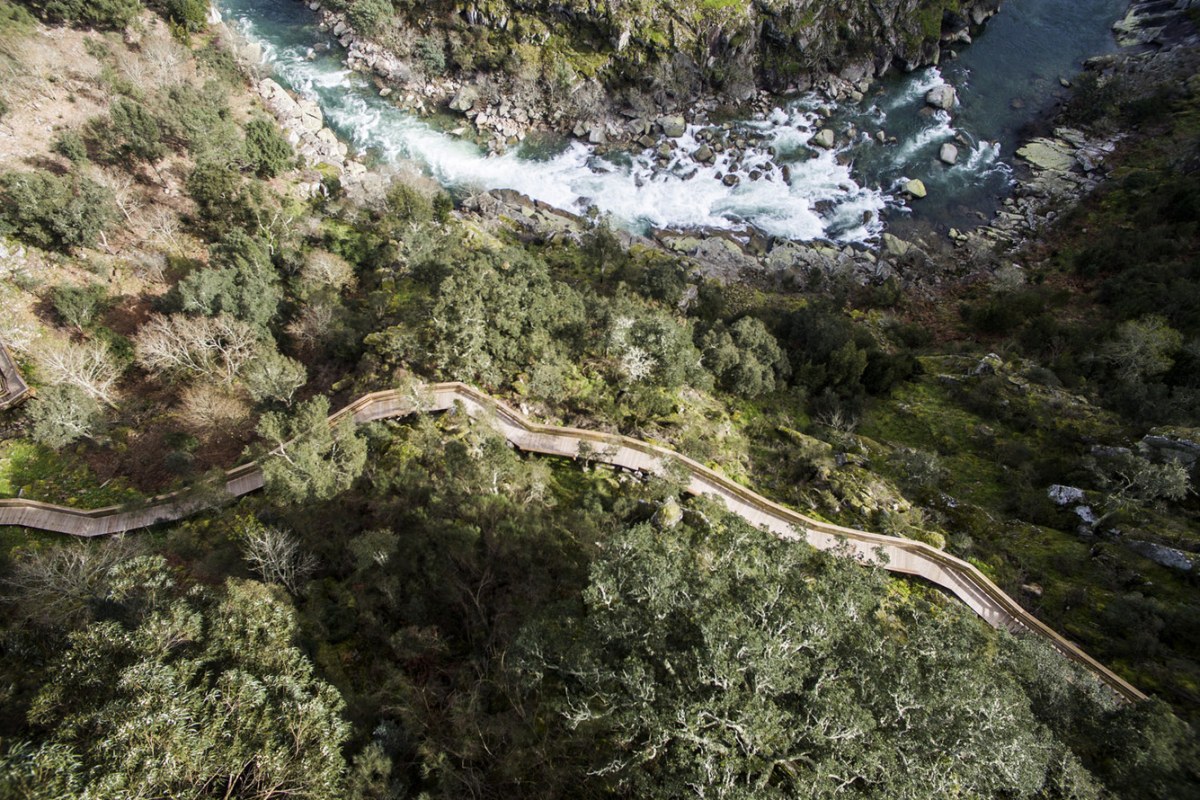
[51,284,109,331]
[99,98,167,165]
[22,0,141,29]
[346,0,390,36]
[416,35,446,76]
[50,129,89,164]
[0,170,116,251]
[162,0,206,31]
[185,158,260,233]
[242,118,293,178]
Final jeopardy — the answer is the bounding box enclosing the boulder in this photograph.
[449,86,480,112]
[658,115,687,138]
[925,84,957,110]
[881,233,911,259]
[939,142,959,165]
[722,173,740,187]
[811,128,836,149]
[692,143,714,163]
[1016,140,1075,172]
[903,178,927,198]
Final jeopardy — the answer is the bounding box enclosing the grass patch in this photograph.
[0,440,140,507]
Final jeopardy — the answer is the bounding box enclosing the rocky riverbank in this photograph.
[301,0,1003,154]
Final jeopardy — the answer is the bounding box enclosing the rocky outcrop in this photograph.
[301,0,1005,151]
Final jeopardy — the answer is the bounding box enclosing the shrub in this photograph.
[23,0,142,29]
[98,98,167,165]
[185,159,257,233]
[242,118,293,178]
[27,384,101,448]
[346,0,390,36]
[162,0,207,31]
[416,35,446,76]
[51,129,89,164]
[51,284,109,331]
[0,170,116,251]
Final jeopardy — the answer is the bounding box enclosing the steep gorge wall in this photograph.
[319,0,1003,144]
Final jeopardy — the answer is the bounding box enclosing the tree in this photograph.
[177,230,281,329]
[98,98,167,166]
[134,312,258,384]
[701,316,789,397]
[26,384,101,448]
[27,0,141,29]
[244,348,307,405]
[1101,315,1183,385]
[50,129,88,164]
[22,560,349,798]
[50,283,108,332]
[0,170,115,252]
[236,518,316,594]
[33,337,121,406]
[300,249,355,292]
[257,395,368,503]
[186,158,258,233]
[606,307,707,389]
[241,118,293,178]
[520,512,1087,798]
[1087,450,1192,525]
[162,0,207,31]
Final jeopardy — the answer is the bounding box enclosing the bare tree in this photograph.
[286,300,337,350]
[300,250,355,292]
[240,523,316,594]
[135,313,258,384]
[3,538,132,627]
[176,383,250,436]
[34,337,122,406]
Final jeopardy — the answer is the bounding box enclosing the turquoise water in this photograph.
[217,0,1128,241]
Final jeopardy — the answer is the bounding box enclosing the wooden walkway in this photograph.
[0,381,1148,703]
[0,343,30,410]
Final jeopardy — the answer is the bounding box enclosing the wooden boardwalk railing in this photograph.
[0,343,30,410]
[0,381,1147,703]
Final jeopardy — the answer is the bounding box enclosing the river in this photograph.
[217,0,1128,242]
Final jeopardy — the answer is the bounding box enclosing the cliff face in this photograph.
[368,0,1002,96]
[318,0,1002,147]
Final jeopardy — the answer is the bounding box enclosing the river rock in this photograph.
[692,143,714,163]
[658,115,687,138]
[925,84,957,110]
[904,178,927,199]
[297,99,324,132]
[449,86,480,112]
[722,173,740,187]
[939,142,959,165]
[881,233,911,258]
[812,128,836,149]
[1016,140,1076,172]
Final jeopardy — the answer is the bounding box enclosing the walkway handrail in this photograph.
[0,343,30,410]
[0,381,1147,703]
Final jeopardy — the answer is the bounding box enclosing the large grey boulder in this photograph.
[925,84,957,110]
[449,86,480,112]
[811,128,836,149]
[658,115,687,138]
[903,178,927,198]
[939,142,959,165]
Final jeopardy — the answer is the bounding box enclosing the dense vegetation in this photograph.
[0,2,1198,798]
[2,417,1196,798]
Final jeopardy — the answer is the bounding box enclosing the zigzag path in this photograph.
[0,381,1147,703]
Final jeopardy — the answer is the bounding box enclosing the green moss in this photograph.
[0,440,140,507]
